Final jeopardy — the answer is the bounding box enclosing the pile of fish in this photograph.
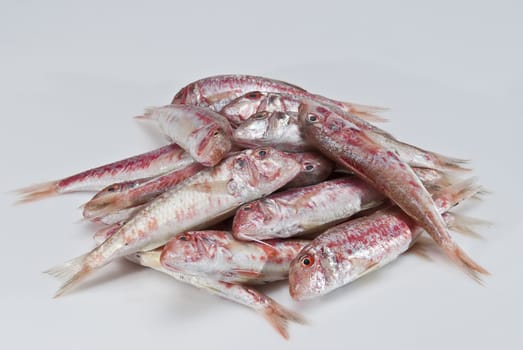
[17,75,488,339]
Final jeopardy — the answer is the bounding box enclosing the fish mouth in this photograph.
[278,153,304,177]
[288,265,309,301]
[172,84,190,104]
[82,195,124,219]
[197,128,232,166]
[159,249,179,271]
[231,203,266,240]
[288,248,329,301]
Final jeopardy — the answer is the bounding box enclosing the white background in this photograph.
[1,0,522,349]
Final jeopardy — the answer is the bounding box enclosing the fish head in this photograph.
[298,99,328,124]
[287,152,334,187]
[298,100,349,136]
[220,91,267,125]
[195,124,233,167]
[289,236,380,300]
[299,101,364,155]
[96,182,131,197]
[299,152,333,173]
[232,199,279,240]
[172,83,192,105]
[160,231,232,273]
[288,245,329,300]
[232,111,271,147]
[230,147,302,197]
[82,181,137,219]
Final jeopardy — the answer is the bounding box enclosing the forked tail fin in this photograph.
[452,247,489,284]
[260,295,307,340]
[445,212,491,240]
[14,180,59,204]
[365,131,471,172]
[428,178,490,283]
[410,213,489,259]
[341,101,389,123]
[45,253,93,298]
[433,177,483,213]
[430,151,471,172]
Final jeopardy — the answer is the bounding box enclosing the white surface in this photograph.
[1,0,522,349]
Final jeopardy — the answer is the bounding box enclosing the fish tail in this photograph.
[452,246,490,284]
[365,133,470,172]
[44,253,93,298]
[433,177,483,212]
[135,106,161,121]
[409,237,434,261]
[430,151,471,172]
[411,211,489,258]
[422,178,489,282]
[425,219,489,283]
[341,102,389,123]
[405,143,471,172]
[474,186,492,199]
[14,180,59,204]
[260,296,307,340]
[417,169,461,192]
[444,212,491,240]
[433,170,461,188]
[437,154,471,172]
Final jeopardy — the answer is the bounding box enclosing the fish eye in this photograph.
[304,163,315,171]
[106,185,116,192]
[256,149,268,158]
[252,112,266,119]
[300,254,315,267]
[307,113,319,123]
[242,205,251,211]
[213,130,220,136]
[178,234,191,241]
[246,91,262,100]
[276,112,286,120]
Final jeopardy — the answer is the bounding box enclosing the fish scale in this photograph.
[222,91,387,127]
[160,230,310,284]
[92,230,305,340]
[46,147,302,297]
[232,107,468,173]
[298,100,487,280]
[232,177,386,241]
[15,143,193,203]
[138,104,232,166]
[288,178,485,300]
[10,74,490,340]
[173,75,385,121]
[83,161,205,221]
